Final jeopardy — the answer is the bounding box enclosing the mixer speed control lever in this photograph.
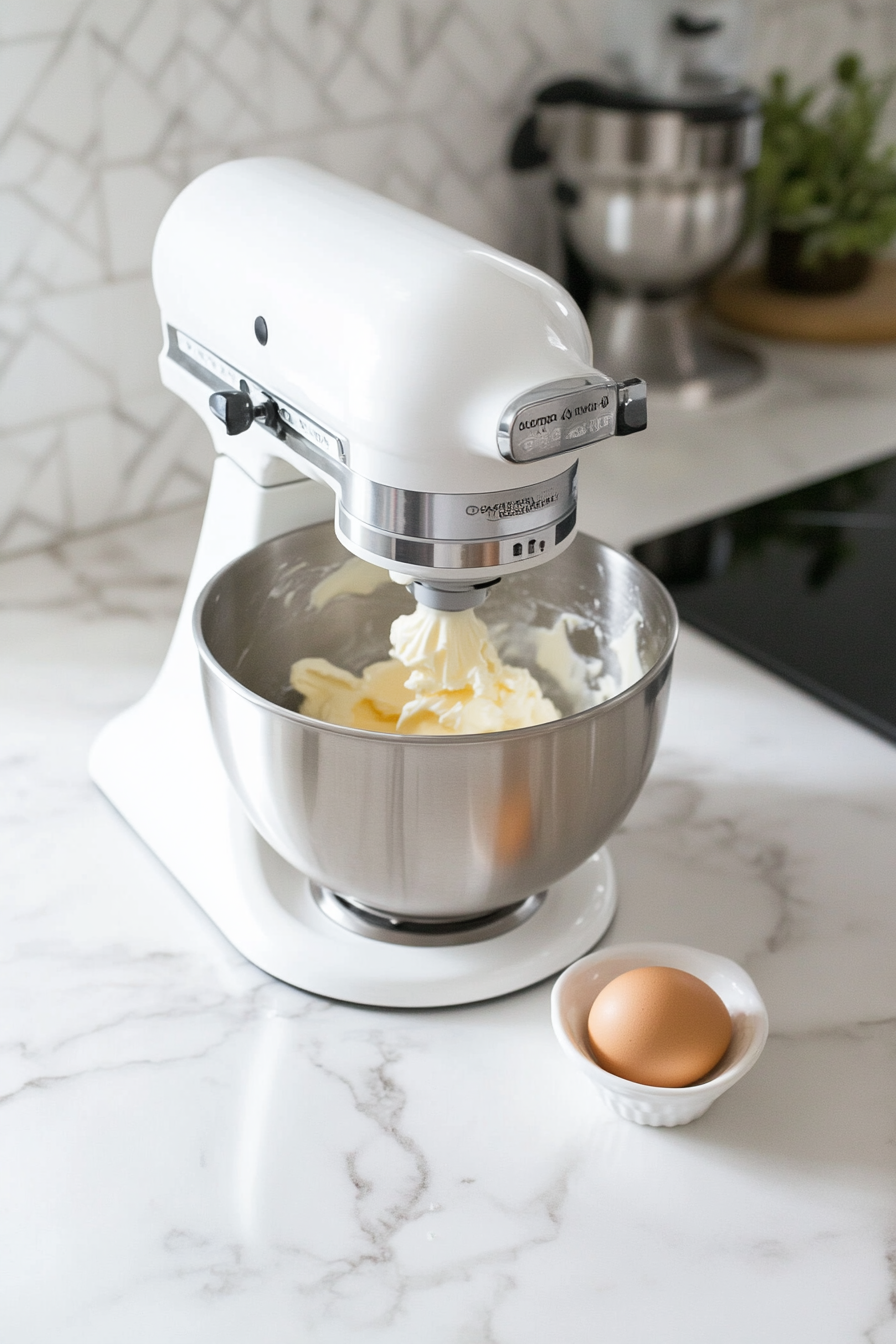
[209,388,282,437]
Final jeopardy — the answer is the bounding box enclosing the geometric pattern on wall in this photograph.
[1,0,894,556]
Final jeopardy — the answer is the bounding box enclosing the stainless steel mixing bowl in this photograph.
[194,524,677,921]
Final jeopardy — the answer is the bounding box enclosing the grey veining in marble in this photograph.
[3,491,896,1340]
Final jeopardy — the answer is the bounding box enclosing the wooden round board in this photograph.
[710,260,896,344]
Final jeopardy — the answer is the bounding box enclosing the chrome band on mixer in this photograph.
[336,460,577,570]
[336,505,576,571]
[340,463,576,540]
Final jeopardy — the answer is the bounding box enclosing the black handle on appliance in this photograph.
[508,112,550,171]
[670,11,724,36]
[616,378,647,435]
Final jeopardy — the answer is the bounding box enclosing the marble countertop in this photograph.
[579,335,896,547]
[4,341,896,1342]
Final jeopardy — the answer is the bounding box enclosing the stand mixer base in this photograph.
[243,816,617,1007]
[310,885,548,947]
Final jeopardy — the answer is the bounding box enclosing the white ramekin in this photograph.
[551,941,769,1127]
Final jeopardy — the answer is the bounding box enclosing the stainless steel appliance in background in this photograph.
[510,4,764,405]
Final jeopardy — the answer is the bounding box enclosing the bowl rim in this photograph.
[551,940,769,1096]
[192,526,679,744]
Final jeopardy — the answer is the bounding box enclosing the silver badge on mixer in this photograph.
[498,377,618,463]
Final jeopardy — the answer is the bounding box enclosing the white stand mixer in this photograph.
[90,159,650,1007]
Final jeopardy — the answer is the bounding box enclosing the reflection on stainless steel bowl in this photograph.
[194,523,678,921]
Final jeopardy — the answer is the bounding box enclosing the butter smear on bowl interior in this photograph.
[290,559,644,736]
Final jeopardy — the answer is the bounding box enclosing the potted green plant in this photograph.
[754,53,896,294]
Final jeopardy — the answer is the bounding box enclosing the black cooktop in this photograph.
[632,450,896,743]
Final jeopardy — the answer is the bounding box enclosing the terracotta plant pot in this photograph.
[766,229,872,294]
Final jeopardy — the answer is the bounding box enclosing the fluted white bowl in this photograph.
[551,941,768,1127]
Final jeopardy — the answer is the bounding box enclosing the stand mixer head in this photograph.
[152,158,646,610]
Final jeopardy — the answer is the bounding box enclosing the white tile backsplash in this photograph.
[0,0,894,556]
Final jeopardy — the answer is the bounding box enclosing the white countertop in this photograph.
[580,335,896,548]
[4,341,896,1342]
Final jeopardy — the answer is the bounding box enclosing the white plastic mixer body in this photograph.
[88,159,667,1007]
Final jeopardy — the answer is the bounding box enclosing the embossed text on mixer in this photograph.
[518,413,558,430]
[466,491,560,518]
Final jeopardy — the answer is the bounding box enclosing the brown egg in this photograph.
[587,965,732,1088]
